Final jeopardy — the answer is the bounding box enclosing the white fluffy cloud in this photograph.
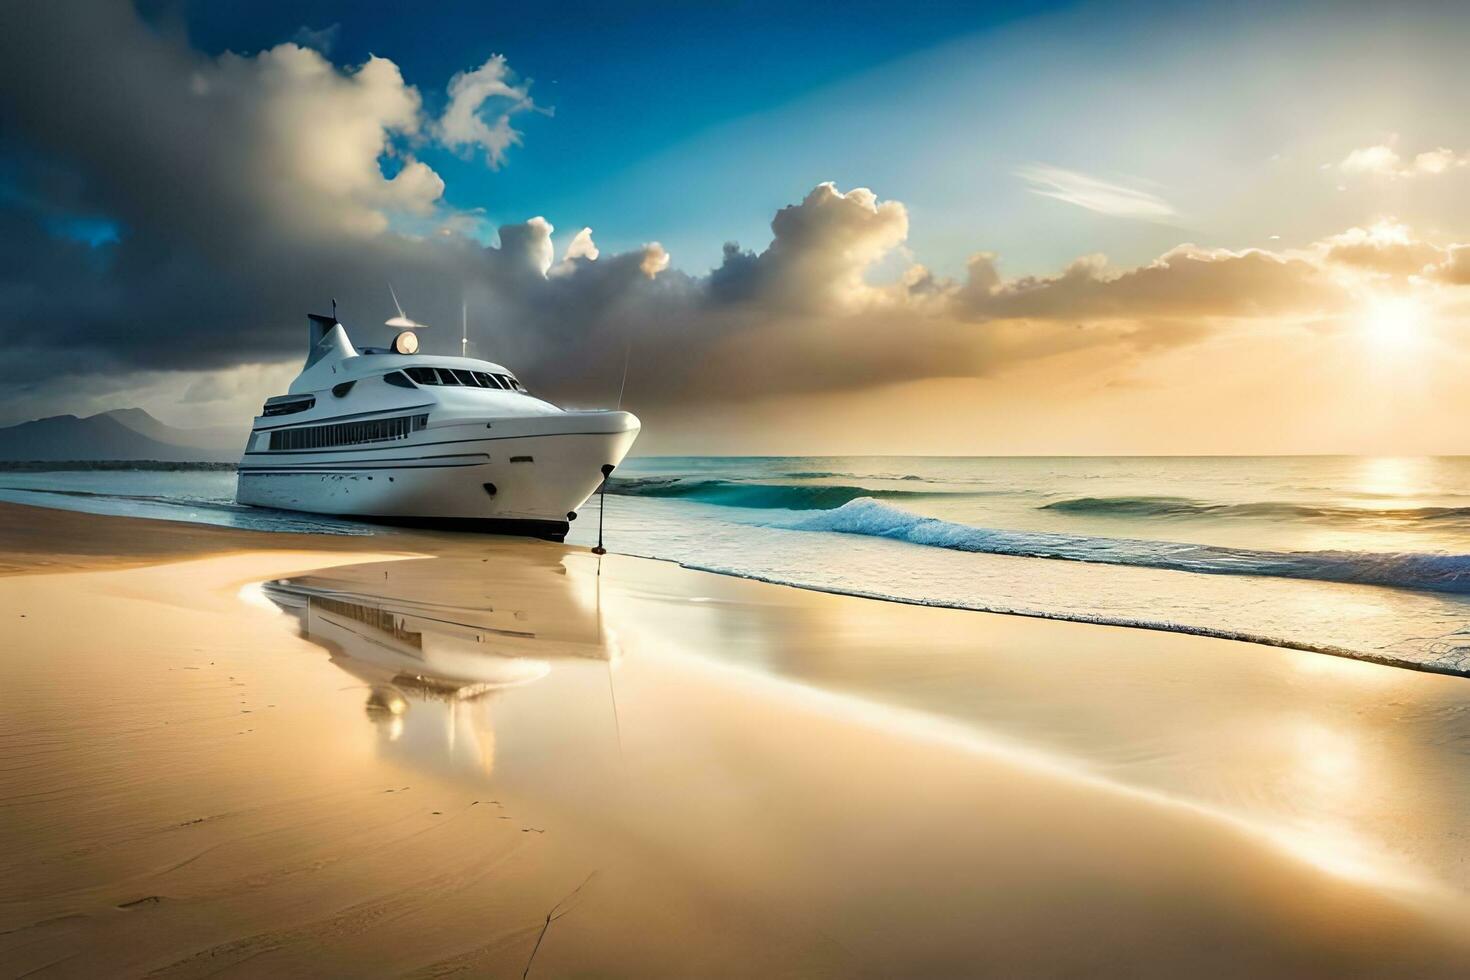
[563,228,600,263]
[1339,139,1468,179]
[1315,221,1443,276]
[708,183,909,312]
[191,41,442,235]
[434,54,539,168]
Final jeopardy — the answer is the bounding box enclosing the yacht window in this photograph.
[332,381,355,397]
[383,371,415,388]
[268,413,429,451]
[387,366,522,390]
[261,395,316,417]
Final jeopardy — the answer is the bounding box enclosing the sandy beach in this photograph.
[3,501,1470,978]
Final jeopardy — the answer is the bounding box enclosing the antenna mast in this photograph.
[461,300,468,358]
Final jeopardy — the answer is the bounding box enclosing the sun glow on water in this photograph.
[1351,455,1423,500]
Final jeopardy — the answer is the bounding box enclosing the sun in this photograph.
[1359,294,1426,351]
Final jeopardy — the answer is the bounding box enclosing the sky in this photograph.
[1,0,1469,454]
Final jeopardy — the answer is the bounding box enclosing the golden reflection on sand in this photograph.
[248,551,1461,906]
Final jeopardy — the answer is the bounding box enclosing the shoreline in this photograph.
[5,494,1468,679]
[663,555,1470,679]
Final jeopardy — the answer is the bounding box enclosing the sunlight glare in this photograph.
[1353,455,1423,499]
[1359,294,1426,351]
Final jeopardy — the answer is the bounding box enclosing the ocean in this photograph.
[3,455,1469,674]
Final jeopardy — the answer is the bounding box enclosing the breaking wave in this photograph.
[780,470,937,483]
[775,498,1470,594]
[1045,495,1470,525]
[605,477,943,510]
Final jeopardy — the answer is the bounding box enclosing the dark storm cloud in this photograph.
[0,0,441,375]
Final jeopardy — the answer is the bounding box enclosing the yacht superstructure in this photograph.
[235,310,638,540]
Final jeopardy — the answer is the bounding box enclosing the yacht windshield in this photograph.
[399,366,527,392]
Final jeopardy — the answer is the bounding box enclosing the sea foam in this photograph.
[773,498,1470,594]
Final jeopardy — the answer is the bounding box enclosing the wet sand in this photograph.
[2,502,1469,978]
[0,497,393,576]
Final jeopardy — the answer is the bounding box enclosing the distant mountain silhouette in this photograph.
[0,409,241,462]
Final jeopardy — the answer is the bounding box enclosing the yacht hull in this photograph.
[236,418,637,541]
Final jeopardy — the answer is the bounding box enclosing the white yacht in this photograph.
[236,309,639,540]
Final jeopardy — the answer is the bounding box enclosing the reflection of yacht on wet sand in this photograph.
[258,554,619,778]
[236,304,640,541]
[259,555,609,702]
[258,555,626,787]
[262,584,553,699]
